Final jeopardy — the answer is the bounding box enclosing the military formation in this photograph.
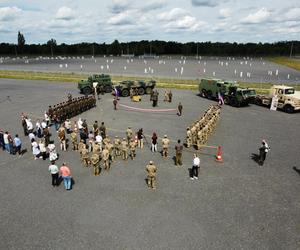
[186,105,221,150]
[48,94,96,123]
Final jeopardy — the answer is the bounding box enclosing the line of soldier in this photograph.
[186,105,221,150]
[47,94,96,125]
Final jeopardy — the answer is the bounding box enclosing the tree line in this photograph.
[0,31,298,57]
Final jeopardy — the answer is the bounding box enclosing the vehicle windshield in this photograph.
[242,89,256,96]
[285,88,295,95]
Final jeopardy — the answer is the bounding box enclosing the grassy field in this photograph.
[268,57,300,71]
[0,70,299,94]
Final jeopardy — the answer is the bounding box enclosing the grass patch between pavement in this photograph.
[268,57,300,71]
[0,70,299,94]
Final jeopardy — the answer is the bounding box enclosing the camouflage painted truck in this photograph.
[78,74,113,95]
[255,85,300,113]
[114,80,156,97]
[198,78,256,107]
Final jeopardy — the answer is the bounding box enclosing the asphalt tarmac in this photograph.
[1,56,300,84]
[0,78,299,250]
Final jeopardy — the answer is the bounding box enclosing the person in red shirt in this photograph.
[60,163,72,190]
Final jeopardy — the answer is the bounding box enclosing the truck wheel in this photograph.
[283,105,294,113]
[82,87,91,95]
[104,85,112,93]
[145,87,152,94]
[201,89,207,98]
[230,99,238,107]
[207,90,213,99]
[138,87,145,95]
[255,98,263,106]
[121,89,130,97]
[224,96,230,105]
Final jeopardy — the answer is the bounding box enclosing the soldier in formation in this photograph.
[186,105,221,149]
[48,95,96,124]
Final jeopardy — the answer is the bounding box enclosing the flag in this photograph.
[114,87,119,97]
[218,92,224,105]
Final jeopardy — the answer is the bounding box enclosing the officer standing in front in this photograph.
[146,161,157,190]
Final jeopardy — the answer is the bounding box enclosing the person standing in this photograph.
[113,98,118,110]
[0,129,5,151]
[58,126,66,151]
[35,120,42,138]
[259,139,270,166]
[48,161,59,187]
[13,134,22,156]
[126,127,133,144]
[93,82,99,100]
[100,122,106,139]
[175,139,183,166]
[3,131,10,153]
[146,161,157,190]
[121,138,128,160]
[60,163,72,190]
[137,128,144,149]
[191,154,200,180]
[102,147,110,171]
[31,138,41,160]
[91,153,100,176]
[151,132,158,152]
[38,139,47,160]
[161,135,170,158]
[168,90,173,103]
[177,102,183,116]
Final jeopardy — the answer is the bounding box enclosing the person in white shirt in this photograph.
[26,119,33,133]
[28,132,36,142]
[35,120,42,138]
[44,111,50,126]
[41,120,47,129]
[39,139,47,160]
[48,161,59,187]
[95,134,103,150]
[191,154,200,180]
[48,143,58,162]
[77,118,83,130]
[31,138,41,160]
[93,82,99,100]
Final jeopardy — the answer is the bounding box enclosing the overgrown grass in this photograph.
[268,57,300,71]
[0,70,299,94]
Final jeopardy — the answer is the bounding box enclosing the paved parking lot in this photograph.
[0,78,299,250]
[1,56,300,84]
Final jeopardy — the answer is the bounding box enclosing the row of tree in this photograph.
[0,31,298,57]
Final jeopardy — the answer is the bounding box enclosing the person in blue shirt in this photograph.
[13,134,22,156]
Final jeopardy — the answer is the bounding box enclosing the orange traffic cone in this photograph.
[215,146,223,163]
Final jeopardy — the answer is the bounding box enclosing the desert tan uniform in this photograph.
[78,141,86,159]
[129,140,136,160]
[197,130,203,150]
[92,142,101,155]
[126,128,133,144]
[146,163,157,189]
[91,153,100,175]
[70,131,78,150]
[162,138,170,158]
[102,148,110,170]
[114,137,121,157]
[106,142,114,162]
[121,139,128,160]
[186,129,192,148]
[81,147,90,167]
[58,127,66,151]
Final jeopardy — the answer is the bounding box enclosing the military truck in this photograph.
[255,85,300,113]
[198,78,256,107]
[115,80,156,97]
[78,74,113,95]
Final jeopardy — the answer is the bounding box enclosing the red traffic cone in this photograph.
[215,146,223,163]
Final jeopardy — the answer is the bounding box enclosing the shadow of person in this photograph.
[293,166,300,176]
[188,168,193,178]
[251,153,262,165]
[21,148,27,155]
[172,156,176,165]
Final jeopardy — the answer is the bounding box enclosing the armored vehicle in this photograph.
[78,74,113,95]
[115,80,156,97]
[255,85,300,113]
[198,78,256,107]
